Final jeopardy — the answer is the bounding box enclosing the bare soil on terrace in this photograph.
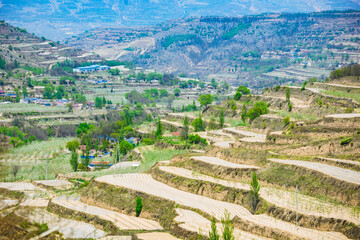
[174,208,269,240]
[159,166,360,225]
[96,174,349,240]
[52,196,163,230]
[268,159,360,185]
[190,156,259,169]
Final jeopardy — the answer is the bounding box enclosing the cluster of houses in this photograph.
[73,65,111,73]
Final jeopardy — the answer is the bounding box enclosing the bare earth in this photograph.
[159,166,360,224]
[190,156,259,169]
[0,182,43,191]
[268,159,360,185]
[15,207,106,239]
[223,127,266,142]
[174,208,269,240]
[136,232,180,240]
[52,196,163,230]
[96,174,349,240]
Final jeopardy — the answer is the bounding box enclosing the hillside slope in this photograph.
[0,21,101,70]
[68,11,360,88]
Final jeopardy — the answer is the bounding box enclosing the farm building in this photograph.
[73,65,110,73]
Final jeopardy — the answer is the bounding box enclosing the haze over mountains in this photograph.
[1,0,360,40]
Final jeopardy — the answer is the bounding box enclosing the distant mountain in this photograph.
[0,0,359,40]
[67,11,360,88]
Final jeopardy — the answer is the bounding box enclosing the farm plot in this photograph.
[0,182,42,191]
[223,127,266,142]
[174,208,269,240]
[190,156,259,169]
[159,166,360,224]
[35,180,73,189]
[136,232,180,240]
[52,196,163,230]
[268,159,360,185]
[96,174,349,240]
[15,207,106,239]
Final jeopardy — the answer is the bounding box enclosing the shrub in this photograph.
[247,101,269,121]
[135,197,143,217]
[283,117,290,126]
[221,211,234,240]
[188,134,207,145]
[345,107,353,113]
[274,85,280,91]
[77,163,86,171]
[340,137,353,146]
[233,92,242,100]
[209,217,220,240]
[142,138,154,145]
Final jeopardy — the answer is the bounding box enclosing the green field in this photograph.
[0,138,73,181]
[0,103,67,114]
[321,89,360,103]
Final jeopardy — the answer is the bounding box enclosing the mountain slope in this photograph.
[67,11,360,88]
[0,0,359,40]
[0,21,101,69]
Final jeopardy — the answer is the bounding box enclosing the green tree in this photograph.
[209,217,219,240]
[95,97,103,109]
[241,104,247,122]
[70,151,79,172]
[198,94,213,109]
[236,85,250,95]
[159,89,169,98]
[221,211,234,240]
[22,86,28,97]
[66,140,80,152]
[285,87,291,103]
[119,140,134,155]
[211,78,218,89]
[233,91,242,100]
[114,143,120,162]
[191,114,205,132]
[250,171,260,214]
[135,197,143,217]
[247,101,268,121]
[43,83,55,99]
[155,117,163,139]
[15,88,21,103]
[219,109,224,128]
[181,116,189,142]
[174,88,181,97]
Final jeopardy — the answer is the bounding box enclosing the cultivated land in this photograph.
[1,14,360,240]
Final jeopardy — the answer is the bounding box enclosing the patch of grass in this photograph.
[273,109,318,121]
[79,147,188,178]
[0,138,74,181]
[321,89,360,103]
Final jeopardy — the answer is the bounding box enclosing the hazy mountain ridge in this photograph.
[0,0,359,40]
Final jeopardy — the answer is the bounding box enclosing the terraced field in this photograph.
[52,196,163,230]
[268,159,360,185]
[96,174,349,240]
[158,166,360,224]
[190,156,259,169]
[174,208,268,240]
